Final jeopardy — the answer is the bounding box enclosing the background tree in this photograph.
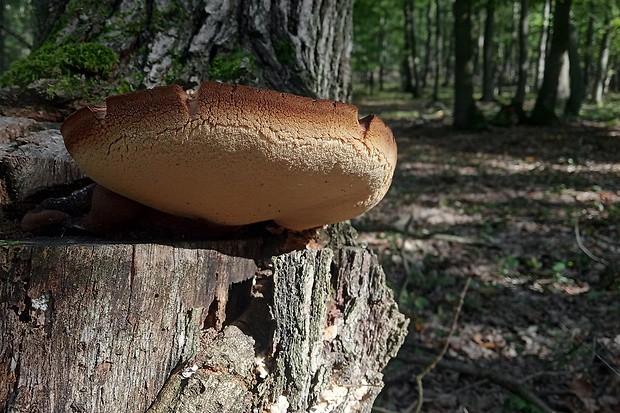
[565,16,584,117]
[404,0,421,97]
[480,0,496,101]
[512,0,529,119]
[531,0,573,125]
[591,14,612,104]
[453,0,485,130]
[535,0,551,91]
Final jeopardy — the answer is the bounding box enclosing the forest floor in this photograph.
[352,88,620,413]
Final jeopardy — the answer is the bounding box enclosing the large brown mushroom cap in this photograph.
[61,82,397,230]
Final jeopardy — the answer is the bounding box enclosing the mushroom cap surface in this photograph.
[61,82,397,230]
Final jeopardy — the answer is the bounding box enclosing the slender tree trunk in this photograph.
[557,52,570,108]
[453,0,485,130]
[423,1,433,89]
[497,2,519,97]
[480,0,496,101]
[401,58,414,93]
[530,0,572,125]
[433,0,442,102]
[402,0,414,93]
[535,0,551,91]
[565,19,584,117]
[591,19,612,104]
[513,0,529,107]
[404,0,421,97]
[473,10,484,79]
[583,2,595,92]
[443,19,453,87]
[38,0,354,101]
[0,0,4,75]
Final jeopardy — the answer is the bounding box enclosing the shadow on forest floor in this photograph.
[353,92,620,413]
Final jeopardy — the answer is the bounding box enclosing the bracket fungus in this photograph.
[60,82,397,231]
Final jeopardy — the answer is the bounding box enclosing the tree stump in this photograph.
[0,235,407,412]
[0,117,408,412]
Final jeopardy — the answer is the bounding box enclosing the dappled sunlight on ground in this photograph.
[353,95,620,412]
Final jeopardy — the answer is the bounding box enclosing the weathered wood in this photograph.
[0,240,408,413]
[0,118,88,221]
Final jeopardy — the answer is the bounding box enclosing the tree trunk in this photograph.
[443,18,453,87]
[0,0,4,75]
[513,0,529,109]
[496,2,518,97]
[535,0,551,91]
[565,19,584,117]
[582,2,595,93]
[38,0,354,101]
[31,0,71,50]
[473,10,484,80]
[404,0,421,97]
[422,1,433,89]
[480,0,496,101]
[556,52,570,109]
[453,0,485,130]
[530,0,572,125]
[591,19,612,105]
[432,0,442,102]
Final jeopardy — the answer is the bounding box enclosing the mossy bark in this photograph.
[36,0,353,101]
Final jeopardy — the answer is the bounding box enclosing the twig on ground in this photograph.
[575,216,609,266]
[402,354,555,413]
[410,276,472,413]
[397,214,415,304]
[371,407,400,413]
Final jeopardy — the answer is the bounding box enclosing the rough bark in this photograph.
[0,240,408,413]
[453,0,485,130]
[37,0,354,101]
[0,118,88,221]
[513,0,529,109]
[31,0,71,50]
[480,0,496,102]
[591,19,611,105]
[535,0,551,91]
[564,19,584,117]
[530,0,572,125]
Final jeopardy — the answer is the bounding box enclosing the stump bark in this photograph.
[0,238,407,412]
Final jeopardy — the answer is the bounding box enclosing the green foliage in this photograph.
[274,40,297,66]
[352,0,405,73]
[209,47,256,83]
[0,42,118,88]
[1,0,34,74]
[503,394,544,413]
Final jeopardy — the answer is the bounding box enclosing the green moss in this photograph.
[209,47,256,83]
[274,40,297,67]
[0,42,118,88]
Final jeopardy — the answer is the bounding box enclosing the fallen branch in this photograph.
[0,22,33,50]
[402,354,555,413]
[411,276,472,413]
[574,216,609,266]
